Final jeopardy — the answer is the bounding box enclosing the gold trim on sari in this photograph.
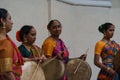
[0,58,12,73]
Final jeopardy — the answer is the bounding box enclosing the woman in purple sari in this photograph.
[42,19,86,80]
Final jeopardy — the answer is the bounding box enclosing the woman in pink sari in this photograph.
[0,8,24,80]
[42,19,86,80]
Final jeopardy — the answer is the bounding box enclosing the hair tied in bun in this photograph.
[98,24,104,33]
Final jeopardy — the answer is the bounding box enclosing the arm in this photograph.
[42,38,55,57]
[1,72,16,80]
[94,53,116,75]
[94,54,108,71]
[8,72,16,80]
[94,41,116,75]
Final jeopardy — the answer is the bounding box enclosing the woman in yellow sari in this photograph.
[0,8,24,80]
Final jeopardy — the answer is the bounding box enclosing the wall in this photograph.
[0,0,48,46]
[51,0,120,80]
[0,0,120,80]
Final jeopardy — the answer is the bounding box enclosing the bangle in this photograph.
[107,67,110,71]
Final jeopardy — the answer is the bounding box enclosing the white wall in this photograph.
[51,1,106,80]
[0,0,48,46]
[0,0,120,80]
[51,0,120,80]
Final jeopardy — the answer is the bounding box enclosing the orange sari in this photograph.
[6,35,24,80]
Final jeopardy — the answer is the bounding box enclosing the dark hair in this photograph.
[0,8,8,27]
[47,19,61,30]
[19,25,33,41]
[98,23,114,33]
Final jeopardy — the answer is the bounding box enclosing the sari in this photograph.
[42,37,69,80]
[95,40,120,80]
[18,44,41,59]
[0,35,24,80]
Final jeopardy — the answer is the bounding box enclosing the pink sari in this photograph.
[7,35,24,80]
[53,39,69,80]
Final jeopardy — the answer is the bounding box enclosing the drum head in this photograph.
[21,61,45,80]
[42,59,65,80]
[66,58,92,80]
[113,51,120,74]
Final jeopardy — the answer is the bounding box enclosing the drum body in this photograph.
[66,58,92,80]
[42,59,65,80]
[113,51,120,74]
[21,61,45,80]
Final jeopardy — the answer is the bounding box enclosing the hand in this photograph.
[5,72,16,80]
[79,54,87,61]
[33,57,42,62]
[41,55,47,62]
[107,67,116,75]
[57,53,63,60]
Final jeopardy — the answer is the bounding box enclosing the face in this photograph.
[104,25,115,38]
[25,27,36,44]
[5,13,13,33]
[49,20,62,37]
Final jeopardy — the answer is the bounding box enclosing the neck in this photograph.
[102,37,110,42]
[23,43,32,48]
[0,28,6,40]
[51,35,59,41]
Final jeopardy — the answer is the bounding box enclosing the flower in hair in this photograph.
[16,30,21,42]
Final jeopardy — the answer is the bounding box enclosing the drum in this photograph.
[41,59,65,80]
[21,61,45,80]
[113,51,120,74]
[65,58,92,80]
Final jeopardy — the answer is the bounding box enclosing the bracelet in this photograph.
[107,67,110,71]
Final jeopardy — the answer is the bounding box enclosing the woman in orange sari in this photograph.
[0,8,24,80]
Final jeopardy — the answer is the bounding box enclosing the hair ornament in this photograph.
[16,30,21,42]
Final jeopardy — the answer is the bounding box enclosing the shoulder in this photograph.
[95,40,105,46]
[18,45,26,53]
[111,40,119,45]
[43,37,56,44]
[33,45,40,49]
[0,39,10,44]
[94,40,106,54]
[0,39,12,47]
[18,44,24,49]
[111,40,120,48]
[95,40,106,49]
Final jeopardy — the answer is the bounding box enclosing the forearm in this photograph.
[94,61,108,71]
[1,72,16,80]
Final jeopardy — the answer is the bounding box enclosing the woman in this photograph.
[94,22,120,80]
[0,8,24,80]
[16,25,46,80]
[42,19,86,80]
[16,25,46,62]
